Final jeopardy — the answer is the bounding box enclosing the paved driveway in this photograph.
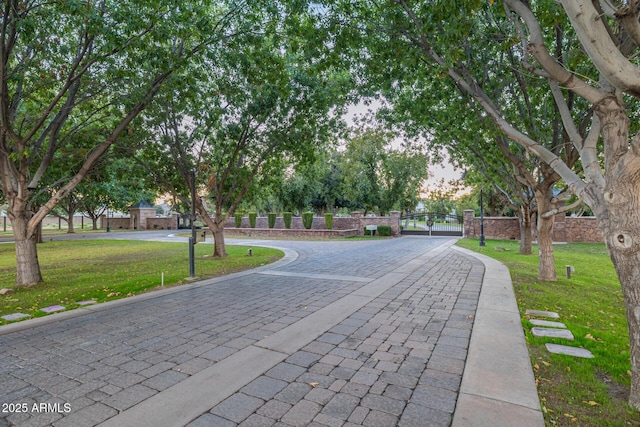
[1,236,486,426]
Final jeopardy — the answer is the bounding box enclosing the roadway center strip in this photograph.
[99,239,456,427]
[256,270,373,283]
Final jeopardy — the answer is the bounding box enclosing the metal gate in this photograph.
[400,212,463,236]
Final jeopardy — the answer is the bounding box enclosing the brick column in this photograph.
[351,212,363,235]
[390,211,401,236]
[463,210,476,238]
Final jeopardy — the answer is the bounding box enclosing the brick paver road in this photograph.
[0,236,483,427]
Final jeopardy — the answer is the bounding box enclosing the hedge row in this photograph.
[232,212,319,229]
[232,214,391,236]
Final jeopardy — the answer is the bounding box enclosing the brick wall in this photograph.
[225,211,402,237]
[100,215,179,230]
[564,217,604,243]
[146,216,180,230]
[463,210,604,243]
[101,217,130,230]
[219,228,361,238]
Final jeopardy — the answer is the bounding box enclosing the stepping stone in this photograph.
[76,300,96,306]
[546,343,594,358]
[526,309,559,319]
[40,305,65,313]
[1,313,31,321]
[531,327,574,340]
[530,319,567,328]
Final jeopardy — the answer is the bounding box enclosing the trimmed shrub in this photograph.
[249,212,257,228]
[302,212,314,230]
[234,212,243,228]
[324,213,333,230]
[378,225,392,236]
[283,212,292,229]
[268,212,277,228]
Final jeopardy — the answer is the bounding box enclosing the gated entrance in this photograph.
[400,212,463,236]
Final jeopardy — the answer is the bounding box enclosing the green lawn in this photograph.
[457,239,639,426]
[0,240,282,323]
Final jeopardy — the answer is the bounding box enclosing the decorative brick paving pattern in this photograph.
[0,238,482,426]
[194,248,483,427]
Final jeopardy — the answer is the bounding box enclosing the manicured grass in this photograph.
[0,240,282,323]
[457,239,639,426]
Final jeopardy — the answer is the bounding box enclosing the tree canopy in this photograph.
[8,0,640,412]
[1,0,244,285]
[319,0,640,408]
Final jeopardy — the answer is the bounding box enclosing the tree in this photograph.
[422,178,456,214]
[0,1,223,286]
[349,2,584,277]
[141,2,352,257]
[338,128,385,214]
[463,158,537,255]
[327,0,640,408]
[338,127,428,215]
[77,158,158,230]
[378,148,428,215]
[272,147,353,215]
[279,161,324,215]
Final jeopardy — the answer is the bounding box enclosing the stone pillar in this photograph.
[390,211,401,236]
[129,205,157,230]
[463,210,476,238]
[351,212,363,235]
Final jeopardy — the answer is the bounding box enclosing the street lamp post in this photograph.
[479,189,486,246]
[106,208,111,232]
[188,170,196,279]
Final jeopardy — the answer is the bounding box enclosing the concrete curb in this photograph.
[0,245,298,337]
[452,246,544,427]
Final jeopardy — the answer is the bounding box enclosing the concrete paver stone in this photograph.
[530,319,566,328]
[526,309,560,319]
[1,313,30,322]
[546,343,594,358]
[531,327,574,340]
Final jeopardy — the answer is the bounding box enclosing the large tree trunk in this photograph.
[535,190,557,281]
[598,178,640,408]
[195,200,228,258]
[518,205,533,255]
[603,215,640,409]
[9,211,43,286]
[67,212,76,233]
[211,225,227,258]
[595,100,640,408]
[36,221,43,244]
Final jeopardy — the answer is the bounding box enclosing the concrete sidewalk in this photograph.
[0,237,542,427]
